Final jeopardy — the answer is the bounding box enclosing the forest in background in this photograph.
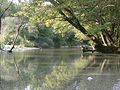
[0,0,120,53]
[0,0,85,49]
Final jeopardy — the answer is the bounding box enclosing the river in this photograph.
[0,48,120,90]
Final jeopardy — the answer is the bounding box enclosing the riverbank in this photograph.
[0,45,40,52]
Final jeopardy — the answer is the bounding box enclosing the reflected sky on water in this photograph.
[0,48,120,90]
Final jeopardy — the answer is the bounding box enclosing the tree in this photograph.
[8,19,23,52]
[17,0,120,53]
[64,30,78,47]
[48,0,120,53]
[0,0,14,34]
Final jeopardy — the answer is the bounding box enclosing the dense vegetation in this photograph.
[0,0,120,53]
[0,0,82,50]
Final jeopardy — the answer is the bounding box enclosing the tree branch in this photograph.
[0,0,13,18]
[8,19,24,52]
[59,8,102,44]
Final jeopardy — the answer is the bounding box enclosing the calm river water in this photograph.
[0,48,120,90]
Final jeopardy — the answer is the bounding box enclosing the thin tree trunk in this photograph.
[8,24,23,52]
[102,29,114,46]
[100,33,107,46]
[0,18,1,34]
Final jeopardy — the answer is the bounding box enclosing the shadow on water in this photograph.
[0,49,120,90]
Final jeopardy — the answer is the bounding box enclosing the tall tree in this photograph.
[18,0,120,53]
[49,0,120,53]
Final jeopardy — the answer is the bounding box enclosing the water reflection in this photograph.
[0,49,120,90]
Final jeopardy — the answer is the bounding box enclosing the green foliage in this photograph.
[2,17,19,34]
[53,33,63,48]
[0,0,18,17]
[27,26,55,48]
[4,34,16,45]
[21,39,34,47]
[2,0,119,49]
[64,30,80,47]
[17,0,120,47]
[4,32,34,47]
[34,37,54,48]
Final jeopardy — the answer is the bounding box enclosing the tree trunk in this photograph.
[0,18,1,34]
[100,33,107,46]
[95,45,120,53]
[8,24,23,53]
[50,0,120,53]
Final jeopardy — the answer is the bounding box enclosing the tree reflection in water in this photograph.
[0,49,120,90]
